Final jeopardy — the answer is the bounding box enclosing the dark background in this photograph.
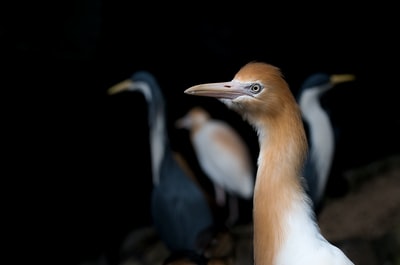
[3,1,399,265]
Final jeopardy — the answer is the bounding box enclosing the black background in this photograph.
[3,1,399,264]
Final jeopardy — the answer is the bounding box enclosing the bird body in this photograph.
[108,71,214,253]
[176,107,254,200]
[176,107,254,226]
[298,73,355,209]
[184,62,354,265]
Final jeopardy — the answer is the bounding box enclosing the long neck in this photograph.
[306,103,335,203]
[148,98,167,186]
[253,102,310,265]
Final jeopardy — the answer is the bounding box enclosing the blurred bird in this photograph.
[298,73,356,211]
[107,71,214,253]
[184,62,354,265]
[175,107,254,227]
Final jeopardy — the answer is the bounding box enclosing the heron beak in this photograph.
[184,81,250,100]
[107,79,134,95]
[330,74,356,85]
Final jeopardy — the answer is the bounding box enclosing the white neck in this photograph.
[150,110,165,185]
[300,89,335,202]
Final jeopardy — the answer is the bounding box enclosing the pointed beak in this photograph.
[184,81,250,100]
[107,79,134,95]
[330,74,356,85]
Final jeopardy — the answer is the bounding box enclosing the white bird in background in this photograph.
[175,106,254,227]
[184,61,354,265]
[298,73,356,211]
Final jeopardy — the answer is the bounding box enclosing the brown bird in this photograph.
[183,62,354,265]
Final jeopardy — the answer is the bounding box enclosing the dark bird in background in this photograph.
[184,61,354,265]
[107,71,214,254]
[297,73,356,211]
[176,106,254,227]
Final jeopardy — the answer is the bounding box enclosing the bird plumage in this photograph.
[175,106,254,226]
[107,71,214,253]
[183,62,354,265]
[298,73,355,210]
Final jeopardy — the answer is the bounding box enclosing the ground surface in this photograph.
[318,155,400,265]
[82,155,400,265]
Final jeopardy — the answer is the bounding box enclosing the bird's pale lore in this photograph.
[184,62,354,265]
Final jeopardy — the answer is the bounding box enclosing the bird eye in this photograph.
[250,83,262,94]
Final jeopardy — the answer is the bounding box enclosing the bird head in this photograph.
[107,71,158,101]
[184,62,296,125]
[107,71,165,128]
[299,73,356,96]
[175,107,211,131]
